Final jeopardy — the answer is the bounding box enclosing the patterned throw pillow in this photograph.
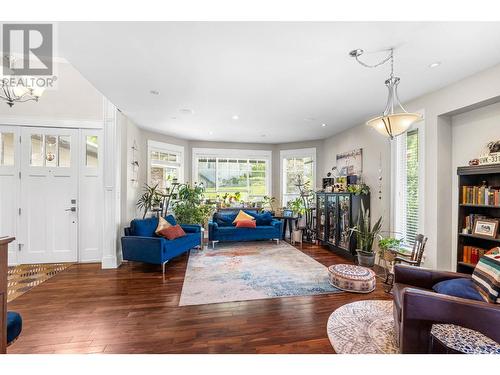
[157,224,186,240]
[155,216,172,235]
[232,210,255,224]
[472,247,500,303]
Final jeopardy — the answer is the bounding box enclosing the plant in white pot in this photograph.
[350,201,382,267]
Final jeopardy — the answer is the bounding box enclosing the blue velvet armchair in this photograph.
[121,215,201,273]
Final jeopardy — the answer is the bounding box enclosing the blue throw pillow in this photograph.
[165,215,177,226]
[245,210,273,226]
[214,213,237,227]
[130,217,159,237]
[432,278,484,302]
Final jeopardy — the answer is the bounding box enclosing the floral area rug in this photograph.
[179,241,341,306]
[327,300,399,354]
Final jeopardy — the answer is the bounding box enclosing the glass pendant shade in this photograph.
[366,76,422,139]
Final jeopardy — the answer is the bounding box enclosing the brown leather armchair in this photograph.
[393,264,500,353]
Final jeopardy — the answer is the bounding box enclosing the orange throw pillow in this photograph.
[235,219,257,228]
[158,224,186,240]
[233,210,254,224]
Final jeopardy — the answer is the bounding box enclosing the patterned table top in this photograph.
[431,324,500,354]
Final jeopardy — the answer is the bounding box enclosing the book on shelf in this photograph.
[461,184,500,206]
[462,245,488,265]
[463,214,488,233]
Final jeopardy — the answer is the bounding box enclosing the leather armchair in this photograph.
[393,264,500,353]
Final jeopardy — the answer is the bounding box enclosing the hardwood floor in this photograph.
[7,243,392,354]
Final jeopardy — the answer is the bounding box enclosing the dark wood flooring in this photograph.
[7,243,392,354]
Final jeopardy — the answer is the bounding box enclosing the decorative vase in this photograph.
[356,250,375,267]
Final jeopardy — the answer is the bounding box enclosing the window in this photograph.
[85,135,99,168]
[0,132,14,166]
[392,125,424,248]
[148,140,184,190]
[30,133,71,167]
[280,148,316,206]
[192,148,271,202]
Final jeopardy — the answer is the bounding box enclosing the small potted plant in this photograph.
[350,201,382,267]
[378,236,403,263]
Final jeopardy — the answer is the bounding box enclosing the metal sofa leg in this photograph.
[162,260,169,274]
[275,239,280,245]
[211,240,219,249]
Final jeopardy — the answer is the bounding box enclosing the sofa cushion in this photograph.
[165,214,177,226]
[130,217,159,237]
[214,213,237,227]
[433,278,484,302]
[155,216,172,234]
[233,210,255,224]
[158,224,186,240]
[246,210,273,226]
[472,249,500,303]
[236,219,257,228]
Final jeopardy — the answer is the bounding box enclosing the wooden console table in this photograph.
[0,236,14,354]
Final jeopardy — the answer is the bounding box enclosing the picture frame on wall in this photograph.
[336,148,363,176]
[472,218,499,239]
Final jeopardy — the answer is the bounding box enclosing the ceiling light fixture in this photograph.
[232,115,239,120]
[349,48,422,140]
[1,56,45,107]
[429,61,441,68]
[321,123,327,127]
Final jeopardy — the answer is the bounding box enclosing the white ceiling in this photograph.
[58,22,500,143]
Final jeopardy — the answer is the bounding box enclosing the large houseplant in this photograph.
[136,183,165,219]
[172,183,214,226]
[350,201,383,267]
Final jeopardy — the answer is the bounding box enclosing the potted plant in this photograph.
[378,236,403,263]
[172,183,215,226]
[350,201,382,267]
[136,183,165,219]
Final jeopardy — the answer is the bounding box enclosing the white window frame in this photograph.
[191,147,272,199]
[280,147,316,207]
[147,140,185,186]
[390,110,425,249]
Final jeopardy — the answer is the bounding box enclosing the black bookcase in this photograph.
[316,192,370,259]
[456,165,500,274]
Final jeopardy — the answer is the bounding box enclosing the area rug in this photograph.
[7,263,73,302]
[179,241,341,306]
[327,300,399,354]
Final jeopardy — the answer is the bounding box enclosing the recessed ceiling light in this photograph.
[321,123,327,127]
[208,131,213,135]
[180,108,194,115]
[429,62,441,68]
[150,90,160,95]
[232,115,239,120]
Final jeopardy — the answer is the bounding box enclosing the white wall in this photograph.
[322,125,392,236]
[450,101,500,268]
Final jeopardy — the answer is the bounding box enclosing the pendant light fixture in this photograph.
[349,48,422,140]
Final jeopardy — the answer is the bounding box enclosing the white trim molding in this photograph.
[0,115,103,129]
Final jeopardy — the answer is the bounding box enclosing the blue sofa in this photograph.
[121,215,201,273]
[208,210,282,247]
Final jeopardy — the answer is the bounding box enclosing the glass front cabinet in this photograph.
[316,192,370,259]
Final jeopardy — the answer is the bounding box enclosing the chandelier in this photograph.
[1,56,45,107]
[349,48,422,139]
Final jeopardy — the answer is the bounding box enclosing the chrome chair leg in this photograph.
[162,260,169,274]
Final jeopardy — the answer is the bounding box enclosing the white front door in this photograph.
[19,127,78,263]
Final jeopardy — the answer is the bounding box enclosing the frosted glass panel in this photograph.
[45,135,57,167]
[30,134,44,166]
[85,135,98,168]
[0,132,14,166]
[58,136,71,167]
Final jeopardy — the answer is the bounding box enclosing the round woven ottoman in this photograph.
[328,264,376,293]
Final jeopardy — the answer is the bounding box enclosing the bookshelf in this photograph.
[457,164,500,274]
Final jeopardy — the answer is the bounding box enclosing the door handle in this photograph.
[65,207,77,212]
